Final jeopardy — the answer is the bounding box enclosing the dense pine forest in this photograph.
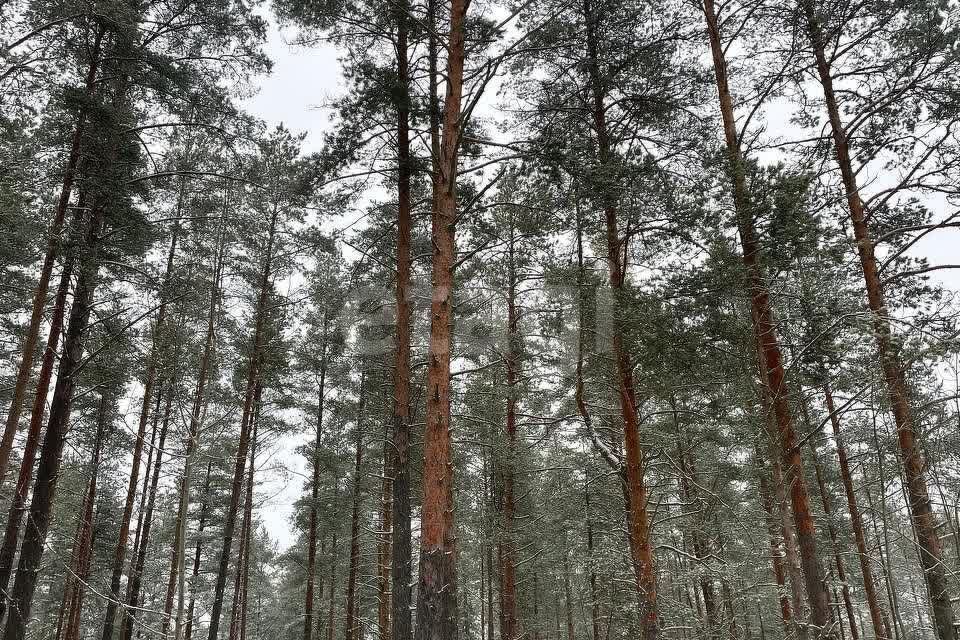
[2,0,960,638]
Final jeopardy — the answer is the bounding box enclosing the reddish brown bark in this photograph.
[0,197,85,613]
[2,201,106,640]
[581,0,658,632]
[823,384,889,639]
[702,1,835,635]
[58,389,110,640]
[800,4,957,637]
[0,24,104,486]
[414,0,467,635]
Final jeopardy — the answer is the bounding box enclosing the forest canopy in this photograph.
[1,0,960,640]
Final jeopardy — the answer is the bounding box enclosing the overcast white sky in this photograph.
[244,21,341,154]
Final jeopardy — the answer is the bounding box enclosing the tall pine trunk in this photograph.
[414,0,467,635]
[102,211,182,640]
[582,0,658,633]
[0,197,85,616]
[121,382,175,640]
[499,208,521,640]
[1,199,106,640]
[799,4,957,636]
[389,2,413,637]
[823,384,890,639]
[701,1,834,635]
[0,24,104,485]
[207,199,279,640]
[345,382,366,640]
[305,315,330,640]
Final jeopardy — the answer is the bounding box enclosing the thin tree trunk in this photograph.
[677,439,719,638]
[770,435,809,638]
[800,5,957,637]
[581,1,658,633]
[823,384,889,639]
[130,386,164,580]
[756,453,794,635]
[586,489,601,640]
[563,548,575,640]
[480,543,486,640]
[230,394,260,640]
[171,216,227,640]
[673,430,720,638]
[345,381,365,640]
[0,24,104,486]
[415,0,467,635]
[499,208,521,640]
[863,460,902,640]
[873,411,910,640]
[721,579,740,640]
[59,389,111,640]
[229,496,247,640]
[184,461,214,640]
[312,531,330,640]
[808,441,859,640]
[378,418,393,640]
[486,468,495,640]
[122,382,175,640]
[305,316,330,640]
[327,525,339,640]
[207,196,280,640]
[102,210,182,640]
